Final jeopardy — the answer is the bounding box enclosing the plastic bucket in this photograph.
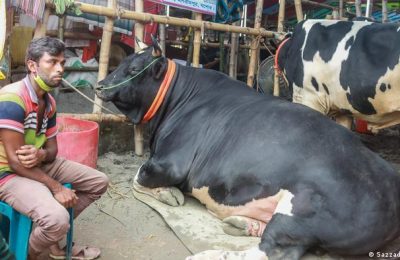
[56,117,99,168]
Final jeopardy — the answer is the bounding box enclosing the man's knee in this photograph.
[93,171,109,195]
[40,206,70,236]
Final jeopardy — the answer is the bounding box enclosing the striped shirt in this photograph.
[0,76,58,183]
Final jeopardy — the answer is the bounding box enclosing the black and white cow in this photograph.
[96,38,400,259]
[276,19,400,132]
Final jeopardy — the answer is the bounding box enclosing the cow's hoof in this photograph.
[155,186,184,206]
[222,216,265,237]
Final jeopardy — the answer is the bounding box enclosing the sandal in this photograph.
[49,244,101,260]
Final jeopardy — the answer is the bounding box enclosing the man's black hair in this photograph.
[25,37,65,66]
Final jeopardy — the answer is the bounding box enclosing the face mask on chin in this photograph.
[32,63,54,92]
[34,74,54,92]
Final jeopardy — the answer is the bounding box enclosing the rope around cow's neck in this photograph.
[98,57,162,90]
[61,78,123,117]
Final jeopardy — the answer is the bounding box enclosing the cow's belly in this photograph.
[191,187,283,223]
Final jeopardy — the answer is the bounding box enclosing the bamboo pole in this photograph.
[382,0,388,23]
[93,0,115,114]
[159,24,166,55]
[302,0,336,10]
[355,0,362,16]
[274,0,286,97]
[34,7,51,38]
[366,0,373,17]
[167,40,269,50]
[192,13,202,68]
[219,32,225,72]
[294,0,304,21]
[134,0,145,157]
[229,21,239,79]
[277,0,286,32]
[339,0,344,18]
[45,1,278,38]
[246,0,264,87]
[58,16,65,41]
[59,113,129,123]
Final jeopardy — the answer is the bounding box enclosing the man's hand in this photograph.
[53,186,79,208]
[15,145,46,168]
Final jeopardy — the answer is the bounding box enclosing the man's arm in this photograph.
[0,129,77,208]
[16,137,58,168]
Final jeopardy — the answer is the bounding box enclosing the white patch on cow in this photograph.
[191,187,282,223]
[273,189,294,216]
[186,246,268,260]
[295,20,371,118]
[366,60,400,131]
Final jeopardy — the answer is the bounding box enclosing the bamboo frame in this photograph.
[302,0,336,10]
[274,0,286,97]
[93,0,115,114]
[382,0,388,23]
[44,1,279,38]
[229,21,239,79]
[294,0,304,21]
[59,113,129,123]
[247,0,264,87]
[192,13,202,68]
[355,0,362,16]
[134,0,145,156]
[34,7,51,38]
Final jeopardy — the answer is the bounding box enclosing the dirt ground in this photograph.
[36,126,400,260]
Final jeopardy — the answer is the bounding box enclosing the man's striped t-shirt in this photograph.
[0,76,58,182]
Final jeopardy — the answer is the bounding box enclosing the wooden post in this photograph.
[192,13,202,68]
[277,0,286,32]
[93,0,115,114]
[34,7,51,38]
[246,0,264,87]
[58,16,65,41]
[134,0,145,156]
[219,32,225,72]
[229,21,239,79]
[339,0,344,19]
[159,24,166,55]
[355,0,362,17]
[294,0,303,21]
[366,0,373,17]
[382,0,388,23]
[186,28,194,66]
[274,0,286,97]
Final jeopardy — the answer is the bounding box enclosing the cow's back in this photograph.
[280,20,400,131]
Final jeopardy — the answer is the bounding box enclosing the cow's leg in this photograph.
[222,216,266,237]
[133,164,184,206]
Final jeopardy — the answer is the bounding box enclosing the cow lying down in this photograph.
[276,19,400,132]
[96,38,400,259]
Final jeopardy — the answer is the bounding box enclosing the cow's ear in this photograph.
[151,58,168,80]
[151,35,162,57]
[135,36,148,51]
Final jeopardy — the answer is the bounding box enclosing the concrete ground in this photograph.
[38,151,191,260]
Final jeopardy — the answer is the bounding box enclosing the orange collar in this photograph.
[142,59,176,123]
[274,38,290,74]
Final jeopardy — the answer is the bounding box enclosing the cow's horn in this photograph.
[135,36,148,51]
[151,35,162,57]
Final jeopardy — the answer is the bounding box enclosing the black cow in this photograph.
[96,38,400,259]
[275,19,400,132]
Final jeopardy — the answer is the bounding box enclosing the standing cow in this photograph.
[275,19,400,132]
[96,37,400,259]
